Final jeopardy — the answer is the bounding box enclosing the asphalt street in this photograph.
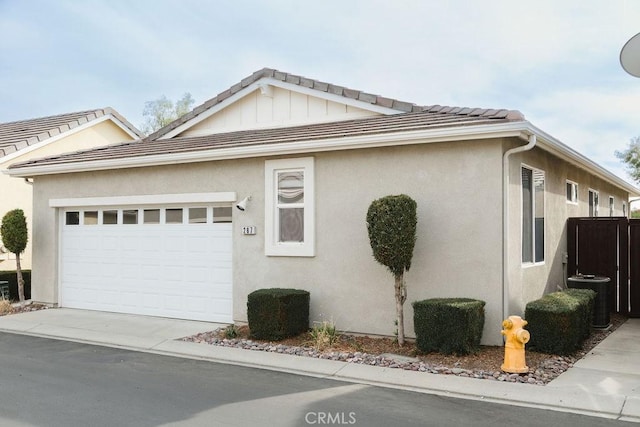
[0,333,634,427]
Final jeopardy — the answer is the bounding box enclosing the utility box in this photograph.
[567,275,611,329]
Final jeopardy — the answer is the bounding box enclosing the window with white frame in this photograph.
[566,180,578,204]
[589,189,599,217]
[63,206,231,226]
[265,157,315,257]
[609,196,615,217]
[522,165,544,264]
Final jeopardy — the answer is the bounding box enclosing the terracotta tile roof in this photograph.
[9,108,524,169]
[146,67,521,141]
[0,108,144,159]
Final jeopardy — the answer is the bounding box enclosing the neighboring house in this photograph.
[4,68,638,345]
[0,109,144,270]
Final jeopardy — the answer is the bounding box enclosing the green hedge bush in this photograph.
[413,298,485,355]
[247,288,310,341]
[0,270,31,301]
[563,288,596,340]
[525,289,595,355]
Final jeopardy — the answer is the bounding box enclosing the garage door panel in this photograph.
[211,268,232,284]
[120,263,141,279]
[184,267,210,282]
[102,235,119,250]
[186,236,211,253]
[61,208,233,323]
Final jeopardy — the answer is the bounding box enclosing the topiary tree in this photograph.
[1,209,28,303]
[366,194,417,346]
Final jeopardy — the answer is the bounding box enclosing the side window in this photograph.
[522,165,544,264]
[566,180,578,204]
[265,157,315,257]
[589,189,599,217]
[609,196,615,217]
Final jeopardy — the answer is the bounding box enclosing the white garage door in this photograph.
[60,205,233,323]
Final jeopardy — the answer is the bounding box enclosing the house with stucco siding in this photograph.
[4,68,638,345]
[0,109,143,270]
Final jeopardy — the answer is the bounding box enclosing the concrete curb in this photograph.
[1,325,637,423]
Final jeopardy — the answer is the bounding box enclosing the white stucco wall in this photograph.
[506,145,630,316]
[0,120,135,271]
[29,138,507,344]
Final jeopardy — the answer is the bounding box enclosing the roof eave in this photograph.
[0,110,144,165]
[106,109,145,139]
[6,120,638,197]
[527,123,640,197]
[4,121,528,177]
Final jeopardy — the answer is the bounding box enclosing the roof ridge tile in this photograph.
[145,67,524,141]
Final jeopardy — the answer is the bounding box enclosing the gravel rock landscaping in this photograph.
[182,314,626,386]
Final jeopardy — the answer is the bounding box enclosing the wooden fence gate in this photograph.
[567,217,640,317]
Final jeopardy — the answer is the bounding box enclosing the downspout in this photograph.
[502,133,537,322]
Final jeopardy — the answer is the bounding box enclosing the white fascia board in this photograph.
[160,78,403,140]
[109,114,144,140]
[9,119,640,196]
[6,121,529,177]
[49,192,237,208]
[527,123,640,196]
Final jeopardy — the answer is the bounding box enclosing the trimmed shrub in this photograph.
[525,289,595,355]
[366,194,417,346]
[247,288,310,341]
[563,288,596,340]
[413,298,485,355]
[1,209,28,302]
[0,270,31,301]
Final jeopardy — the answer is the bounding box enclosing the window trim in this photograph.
[566,180,578,205]
[521,164,545,266]
[265,157,315,257]
[609,196,615,217]
[588,189,599,217]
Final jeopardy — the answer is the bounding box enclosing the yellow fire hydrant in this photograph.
[501,315,530,373]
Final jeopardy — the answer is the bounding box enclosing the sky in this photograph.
[1,0,640,183]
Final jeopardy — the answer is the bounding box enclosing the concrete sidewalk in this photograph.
[0,308,638,423]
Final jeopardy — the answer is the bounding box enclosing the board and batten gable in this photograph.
[505,143,630,317]
[176,85,384,137]
[28,137,507,344]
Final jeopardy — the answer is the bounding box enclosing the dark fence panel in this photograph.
[629,219,640,316]
[567,217,632,316]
